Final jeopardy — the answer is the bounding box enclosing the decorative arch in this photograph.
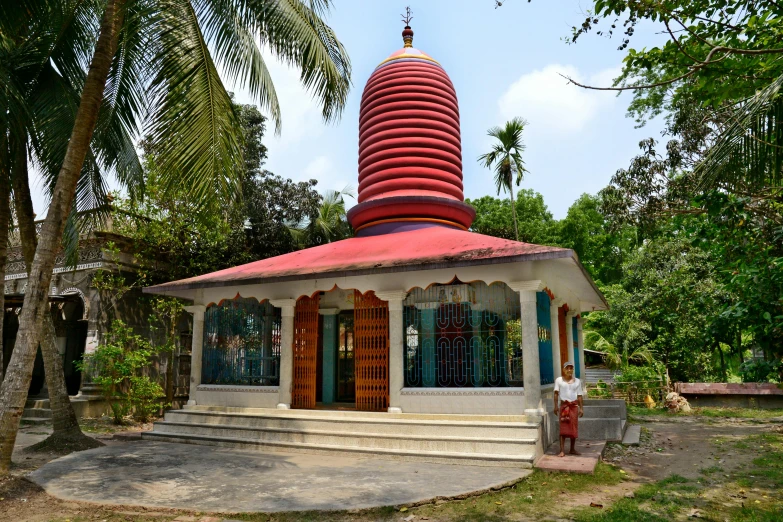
[60,287,90,320]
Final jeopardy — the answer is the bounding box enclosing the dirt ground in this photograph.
[0,414,781,521]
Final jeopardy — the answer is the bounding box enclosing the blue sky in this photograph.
[32,0,668,220]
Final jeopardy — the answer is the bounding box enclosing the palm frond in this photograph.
[197,0,281,131]
[250,0,352,125]
[697,73,783,189]
[148,0,245,208]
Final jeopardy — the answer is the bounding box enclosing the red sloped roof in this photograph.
[144,227,572,292]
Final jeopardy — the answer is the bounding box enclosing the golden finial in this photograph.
[401,7,414,48]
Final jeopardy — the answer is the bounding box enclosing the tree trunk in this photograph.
[11,151,94,445]
[736,329,744,365]
[509,182,519,241]
[0,133,10,383]
[0,0,123,474]
[717,342,727,381]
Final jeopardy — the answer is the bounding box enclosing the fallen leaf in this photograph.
[688,508,701,518]
[620,470,626,474]
[399,507,408,512]
[495,501,503,505]
[755,500,761,504]
[541,482,547,485]
[590,502,603,508]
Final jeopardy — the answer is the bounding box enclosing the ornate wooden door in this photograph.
[292,294,320,408]
[354,290,389,411]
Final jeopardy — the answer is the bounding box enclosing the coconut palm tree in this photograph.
[290,185,355,246]
[0,0,351,474]
[584,330,655,370]
[478,117,530,241]
[0,1,139,453]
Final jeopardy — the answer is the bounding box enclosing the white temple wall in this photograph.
[399,388,525,415]
[193,385,279,408]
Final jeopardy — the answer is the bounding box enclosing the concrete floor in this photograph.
[30,441,532,513]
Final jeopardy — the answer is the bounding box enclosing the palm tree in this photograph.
[584,330,655,370]
[0,0,351,474]
[697,74,783,190]
[0,1,140,454]
[290,185,355,246]
[478,118,530,241]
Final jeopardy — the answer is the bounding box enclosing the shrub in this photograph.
[80,320,166,423]
[739,359,782,383]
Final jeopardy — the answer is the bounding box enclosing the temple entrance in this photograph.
[336,311,355,403]
[291,289,389,411]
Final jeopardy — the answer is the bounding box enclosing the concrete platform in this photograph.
[535,440,606,474]
[30,441,532,513]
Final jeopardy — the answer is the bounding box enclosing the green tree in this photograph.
[0,0,351,475]
[586,238,728,382]
[478,117,530,241]
[557,194,636,284]
[467,190,559,245]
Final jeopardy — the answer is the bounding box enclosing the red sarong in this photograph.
[559,400,579,439]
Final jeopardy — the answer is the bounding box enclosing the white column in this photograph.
[565,310,576,368]
[551,298,564,379]
[509,280,545,416]
[577,316,586,392]
[375,290,408,414]
[184,304,206,406]
[270,299,296,409]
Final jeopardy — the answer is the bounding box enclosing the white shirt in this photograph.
[554,376,583,403]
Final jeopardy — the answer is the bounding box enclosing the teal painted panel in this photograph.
[322,314,337,404]
[537,291,554,385]
[572,316,581,379]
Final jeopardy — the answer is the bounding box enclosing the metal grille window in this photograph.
[403,281,523,388]
[202,298,281,386]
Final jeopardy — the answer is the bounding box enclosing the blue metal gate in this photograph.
[572,316,581,378]
[536,291,554,385]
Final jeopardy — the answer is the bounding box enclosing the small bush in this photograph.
[739,359,781,383]
[80,320,166,423]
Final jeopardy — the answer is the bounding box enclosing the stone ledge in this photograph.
[676,383,783,396]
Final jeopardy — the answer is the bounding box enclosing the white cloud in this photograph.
[497,64,622,133]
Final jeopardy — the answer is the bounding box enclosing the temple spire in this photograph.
[401,6,414,48]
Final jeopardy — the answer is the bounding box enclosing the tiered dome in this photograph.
[347,26,475,236]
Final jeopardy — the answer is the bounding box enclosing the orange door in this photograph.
[292,294,320,408]
[354,290,389,411]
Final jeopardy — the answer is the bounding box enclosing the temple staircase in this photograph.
[142,406,541,468]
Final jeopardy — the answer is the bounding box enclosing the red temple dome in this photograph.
[347,25,475,236]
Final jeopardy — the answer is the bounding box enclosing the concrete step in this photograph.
[622,424,641,446]
[152,420,537,455]
[184,405,531,422]
[578,418,626,442]
[164,410,539,439]
[25,399,50,409]
[141,431,536,468]
[20,417,51,426]
[22,408,52,419]
[581,405,622,418]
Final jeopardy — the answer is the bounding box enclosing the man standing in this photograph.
[554,361,584,457]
